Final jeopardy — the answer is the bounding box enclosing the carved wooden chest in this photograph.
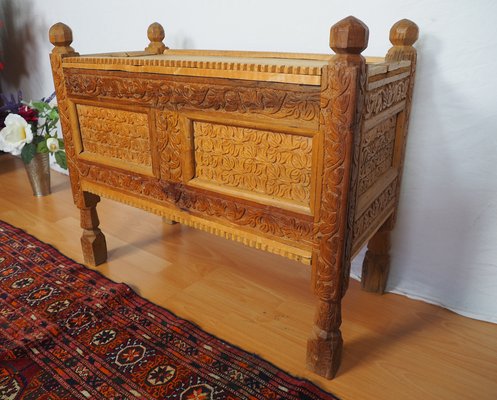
[49,16,418,378]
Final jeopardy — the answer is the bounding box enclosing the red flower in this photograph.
[18,105,38,123]
[0,62,4,71]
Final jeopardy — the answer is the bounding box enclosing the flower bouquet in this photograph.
[0,92,66,169]
[0,92,66,196]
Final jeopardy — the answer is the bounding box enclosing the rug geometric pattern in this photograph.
[0,220,338,399]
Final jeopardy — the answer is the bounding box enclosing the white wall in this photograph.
[2,0,496,322]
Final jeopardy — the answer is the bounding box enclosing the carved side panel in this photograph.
[64,69,321,124]
[357,116,396,195]
[364,78,408,119]
[352,67,412,251]
[77,105,152,167]
[193,121,313,206]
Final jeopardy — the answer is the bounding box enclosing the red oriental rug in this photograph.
[0,220,338,400]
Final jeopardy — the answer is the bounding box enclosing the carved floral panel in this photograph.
[358,116,396,195]
[77,105,151,167]
[364,78,408,119]
[193,122,313,206]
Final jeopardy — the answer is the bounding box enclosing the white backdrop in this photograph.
[1,0,496,323]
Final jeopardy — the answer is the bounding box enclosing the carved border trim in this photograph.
[81,180,313,265]
[75,161,315,246]
[63,55,324,77]
[50,54,84,207]
[312,60,361,302]
[63,69,321,124]
[162,181,316,245]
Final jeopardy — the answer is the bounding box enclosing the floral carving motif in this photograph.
[77,162,315,244]
[313,61,360,302]
[156,111,185,182]
[161,182,315,244]
[50,54,83,207]
[79,163,167,201]
[385,44,417,226]
[353,178,397,243]
[342,60,367,296]
[77,105,151,167]
[364,78,408,119]
[358,116,396,195]
[64,69,321,122]
[193,121,313,205]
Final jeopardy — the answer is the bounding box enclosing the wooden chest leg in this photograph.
[361,219,392,294]
[306,299,343,379]
[79,192,107,266]
[305,15,369,379]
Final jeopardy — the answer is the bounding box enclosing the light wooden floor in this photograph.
[1,154,496,400]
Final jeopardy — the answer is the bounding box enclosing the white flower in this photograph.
[0,114,33,155]
[46,138,60,152]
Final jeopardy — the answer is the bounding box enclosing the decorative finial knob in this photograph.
[329,16,369,55]
[145,22,168,54]
[49,22,77,55]
[389,19,419,46]
[148,22,165,43]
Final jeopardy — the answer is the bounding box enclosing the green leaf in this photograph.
[54,151,67,169]
[21,142,36,164]
[58,139,65,149]
[30,101,50,112]
[48,109,59,122]
[37,141,49,153]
